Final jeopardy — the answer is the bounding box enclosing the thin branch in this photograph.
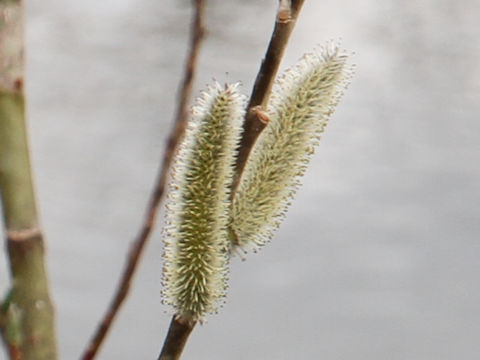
[231,0,306,195]
[80,1,206,359]
[157,318,196,360]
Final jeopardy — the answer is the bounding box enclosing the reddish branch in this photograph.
[80,1,206,359]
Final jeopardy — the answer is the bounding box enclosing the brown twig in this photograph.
[231,0,306,195]
[80,1,206,359]
[157,318,196,360]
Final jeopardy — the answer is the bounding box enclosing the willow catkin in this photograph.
[231,43,354,251]
[163,82,245,322]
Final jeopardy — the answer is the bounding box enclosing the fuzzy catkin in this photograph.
[231,43,354,251]
[163,83,245,322]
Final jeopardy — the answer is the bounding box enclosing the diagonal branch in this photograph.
[231,0,306,195]
[80,1,206,359]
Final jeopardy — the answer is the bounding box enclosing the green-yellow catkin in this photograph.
[231,42,354,251]
[163,82,245,322]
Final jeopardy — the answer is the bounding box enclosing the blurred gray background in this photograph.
[1,0,479,359]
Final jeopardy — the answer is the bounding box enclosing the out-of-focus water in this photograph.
[1,0,479,359]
